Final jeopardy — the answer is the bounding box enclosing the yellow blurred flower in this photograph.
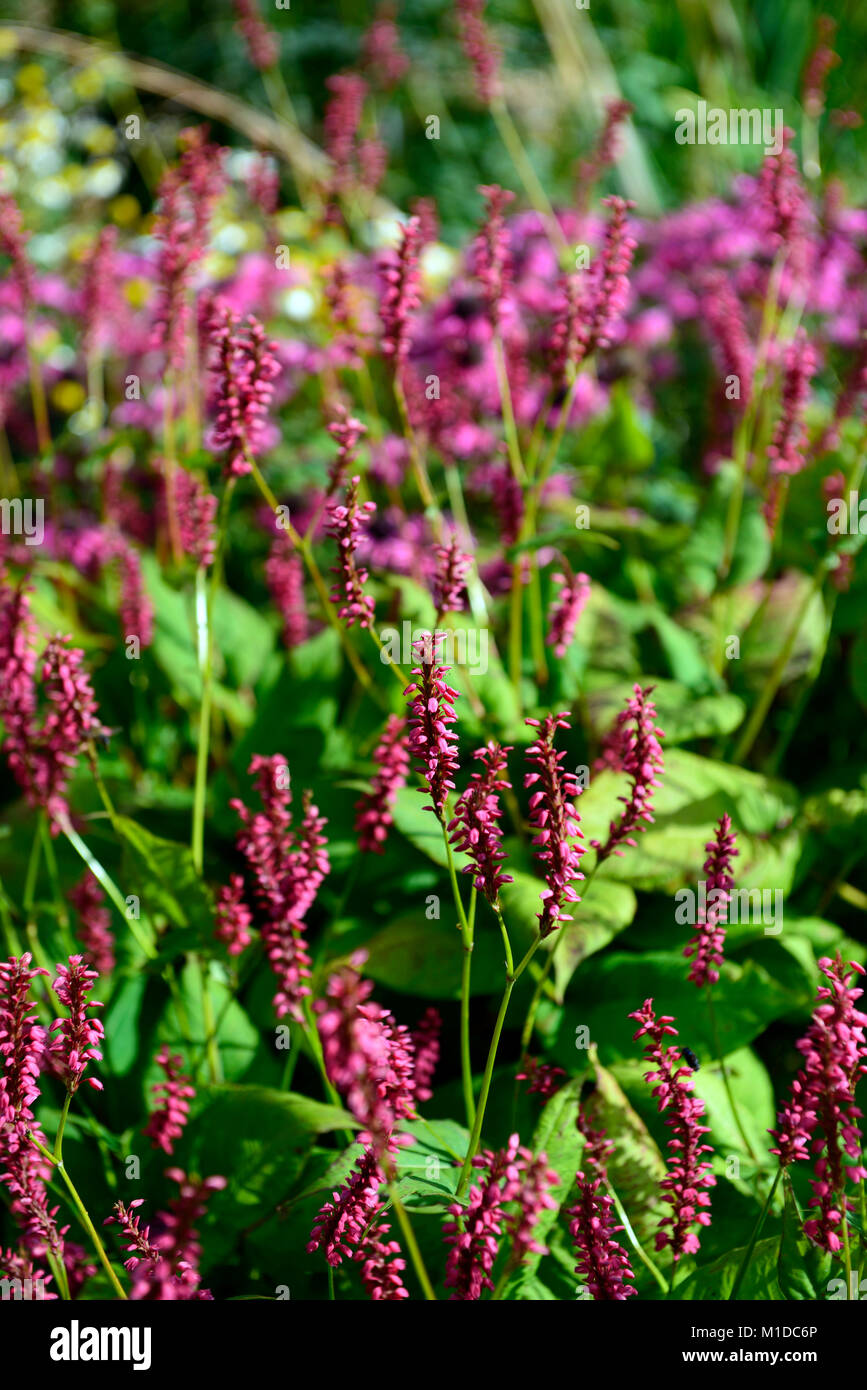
[16,65,46,97]
[124,277,152,310]
[52,380,87,414]
[110,194,141,227]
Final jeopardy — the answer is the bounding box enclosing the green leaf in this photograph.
[359,910,507,998]
[394,1118,470,1210]
[577,747,798,892]
[672,1237,782,1299]
[551,954,807,1068]
[390,786,471,870]
[546,878,637,1001]
[182,1084,357,1224]
[586,680,745,746]
[116,815,213,950]
[156,959,260,1081]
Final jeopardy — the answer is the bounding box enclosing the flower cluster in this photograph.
[355,714,412,854]
[70,873,115,977]
[50,957,104,1095]
[405,633,461,818]
[231,754,330,1021]
[591,684,664,863]
[683,815,739,988]
[546,569,591,658]
[442,1134,558,1299]
[315,955,416,1161]
[569,1119,636,1300]
[524,713,585,935]
[630,1000,715,1260]
[326,476,377,628]
[143,1048,196,1155]
[448,741,513,903]
[770,955,867,1251]
[209,303,280,476]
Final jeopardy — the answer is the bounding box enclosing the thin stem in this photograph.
[707,985,760,1166]
[728,1167,782,1300]
[26,1129,128,1300]
[441,822,475,1129]
[490,96,569,263]
[456,914,541,1199]
[54,1093,72,1162]
[608,1179,669,1295]
[387,1180,437,1301]
[732,567,825,764]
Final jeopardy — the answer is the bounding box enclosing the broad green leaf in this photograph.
[360,909,507,998]
[116,815,213,950]
[672,1236,782,1299]
[181,1084,356,1225]
[551,954,807,1068]
[586,680,745,745]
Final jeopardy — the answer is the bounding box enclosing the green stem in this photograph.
[456,917,541,1199]
[54,1093,72,1162]
[608,1179,669,1295]
[732,566,826,765]
[27,1129,128,1300]
[707,986,760,1166]
[728,1167,782,1300]
[441,822,475,1129]
[387,1181,437,1300]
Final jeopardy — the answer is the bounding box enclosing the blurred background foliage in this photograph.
[1,0,866,243]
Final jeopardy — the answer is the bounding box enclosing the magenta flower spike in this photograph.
[770,955,867,1251]
[70,872,115,977]
[405,632,461,819]
[315,955,415,1162]
[231,754,329,1022]
[215,875,253,957]
[443,1134,558,1299]
[380,216,422,368]
[326,475,376,629]
[307,1145,409,1300]
[456,0,501,104]
[432,534,473,619]
[448,740,513,903]
[209,302,280,477]
[684,814,739,988]
[546,570,591,657]
[473,184,515,325]
[629,999,715,1260]
[569,1120,636,1300]
[524,713,585,936]
[265,539,308,650]
[591,683,664,863]
[355,713,412,854]
[143,1047,196,1155]
[50,956,104,1095]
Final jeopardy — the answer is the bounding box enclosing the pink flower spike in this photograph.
[326,476,376,629]
[355,714,412,854]
[684,815,738,988]
[143,1047,195,1155]
[524,713,585,936]
[770,955,867,1252]
[50,956,104,1095]
[569,1120,636,1300]
[591,683,664,863]
[546,570,591,658]
[629,999,715,1261]
[405,632,461,819]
